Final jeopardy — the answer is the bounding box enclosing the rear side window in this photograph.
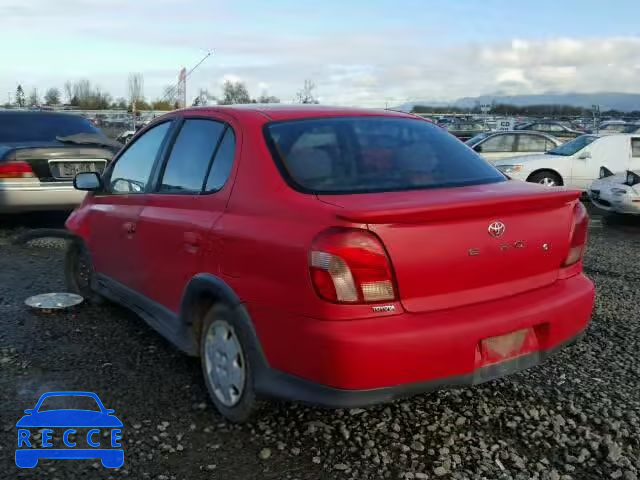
[632,139,640,158]
[265,117,505,193]
[480,134,515,152]
[109,122,171,193]
[205,128,235,192]
[160,119,225,193]
[517,134,547,152]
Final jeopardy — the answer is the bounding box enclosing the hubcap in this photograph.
[539,177,557,187]
[203,319,246,407]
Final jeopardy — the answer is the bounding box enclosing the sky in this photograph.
[1,0,639,107]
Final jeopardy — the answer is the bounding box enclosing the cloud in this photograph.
[0,0,638,106]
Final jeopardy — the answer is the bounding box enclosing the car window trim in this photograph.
[151,116,232,196]
[201,125,232,194]
[98,119,176,196]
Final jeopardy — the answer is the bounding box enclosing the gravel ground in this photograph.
[0,208,639,480]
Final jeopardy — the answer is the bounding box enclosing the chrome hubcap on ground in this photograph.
[204,319,245,407]
[539,177,556,187]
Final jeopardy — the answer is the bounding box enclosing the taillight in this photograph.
[309,228,397,304]
[563,201,588,267]
[0,161,35,179]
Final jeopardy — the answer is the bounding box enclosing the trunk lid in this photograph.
[319,181,580,312]
[2,146,114,182]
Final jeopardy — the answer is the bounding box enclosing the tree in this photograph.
[295,79,318,104]
[151,99,174,110]
[192,88,216,107]
[44,88,61,106]
[15,85,25,107]
[218,81,251,105]
[64,81,74,104]
[27,88,39,107]
[257,91,280,104]
[128,73,144,111]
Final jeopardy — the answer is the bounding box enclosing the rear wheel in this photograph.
[65,240,103,304]
[200,304,259,423]
[528,171,563,187]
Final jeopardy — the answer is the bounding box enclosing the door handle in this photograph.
[122,222,136,234]
[183,232,201,253]
[183,232,201,245]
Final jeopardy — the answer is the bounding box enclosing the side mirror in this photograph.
[473,144,482,153]
[578,151,591,160]
[24,409,34,414]
[74,172,102,191]
[626,170,640,186]
[104,409,115,414]
[599,166,614,179]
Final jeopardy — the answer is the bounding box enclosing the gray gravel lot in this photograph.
[0,208,639,480]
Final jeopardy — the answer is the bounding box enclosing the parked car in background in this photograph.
[597,120,627,134]
[446,121,490,141]
[0,111,121,213]
[66,105,594,422]
[598,122,640,135]
[494,134,640,189]
[589,169,640,215]
[465,131,561,163]
[515,121,583,141]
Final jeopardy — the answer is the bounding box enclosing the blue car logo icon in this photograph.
[16,391,123,468]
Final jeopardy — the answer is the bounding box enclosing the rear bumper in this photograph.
[252,274,595,405]
[0,182,86,212]
[257,333,582,408]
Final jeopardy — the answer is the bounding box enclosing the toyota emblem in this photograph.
[488,221,506,238]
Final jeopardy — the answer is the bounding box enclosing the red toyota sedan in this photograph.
[66,105,595,422]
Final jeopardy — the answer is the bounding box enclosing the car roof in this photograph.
[173,104,416,122]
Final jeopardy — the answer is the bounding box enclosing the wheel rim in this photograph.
[539,177,556,187]
[203,319,246,407]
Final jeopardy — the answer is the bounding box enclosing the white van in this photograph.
[494,134,640,190]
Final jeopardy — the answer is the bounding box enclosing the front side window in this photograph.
[160,119,225,193]
[517,134,547,152]
[109,122,171,193]
[265,117,505,194]
[480,134,515,152]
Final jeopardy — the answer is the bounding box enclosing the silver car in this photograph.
[465,131,562,164]
[0,111,120,213]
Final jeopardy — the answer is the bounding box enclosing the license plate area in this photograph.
[479,327,539,366]
[49,160,107,180]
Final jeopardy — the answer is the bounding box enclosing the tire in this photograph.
[64,240,103,304]
[528,171,563,187]
[200,304,260,423]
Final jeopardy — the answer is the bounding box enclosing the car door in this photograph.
[134,117,238,314]
[476,134,516,163]
[87,121,173,289]
[569,136,619,189]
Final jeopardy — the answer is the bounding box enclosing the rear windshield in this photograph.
[0,113,100,143]
[265,117,505,194]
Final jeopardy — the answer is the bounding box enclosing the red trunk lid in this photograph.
[319,181,581,312]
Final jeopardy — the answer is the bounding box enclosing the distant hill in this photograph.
[396,92,640,112]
